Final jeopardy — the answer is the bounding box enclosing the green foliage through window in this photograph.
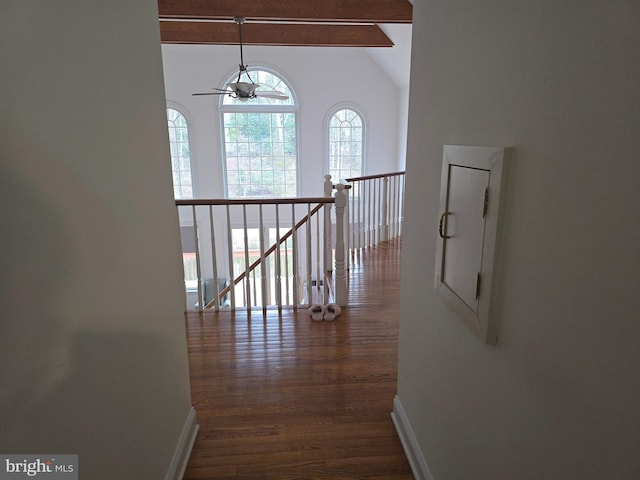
[328,108,363,183]
[221,68,297,198]
[167,108,193,199]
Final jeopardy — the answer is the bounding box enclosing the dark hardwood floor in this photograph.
[183,238,412,479]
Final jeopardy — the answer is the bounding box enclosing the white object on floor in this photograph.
[308,304,326,321]
[324,304,341,321]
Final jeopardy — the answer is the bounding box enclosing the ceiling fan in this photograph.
[192,17,289,102]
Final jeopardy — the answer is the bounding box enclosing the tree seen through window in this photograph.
[167,107,193,199]
[221,68,297,198]
[328,108,363,182]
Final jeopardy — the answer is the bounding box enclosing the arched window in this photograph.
[220,68,298,198]
[167,107,194,199]
[327,107,364,182]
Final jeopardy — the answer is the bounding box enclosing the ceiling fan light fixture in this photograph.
[228,82,259,98]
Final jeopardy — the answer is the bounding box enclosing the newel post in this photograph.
[323,174,333,197]
[323,175,333,274]
[334,183,347,306]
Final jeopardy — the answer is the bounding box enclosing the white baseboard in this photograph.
[165,407,199,480]
[391,395,434,480]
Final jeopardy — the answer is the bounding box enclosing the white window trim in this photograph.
[218,66,300,199]
[166,102,197,199]
[323,102,367,181]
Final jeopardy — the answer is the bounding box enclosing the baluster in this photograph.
[395,175,400,237]
[315,207,322,303]
[291,203,299,307]
[396,175,401,238]
[209,205,220,310]
[363,180,368,248]
[367,180,372,246]
[334,184,347,306]
[357,180,362,249]
[259,204,267,311]
[372,178,377,245]
[378,177,383,243]
[382,176,389,242]
[252,269,258,307]
[306,203,312,306]
[387,177,392,240]
[242,205,251,310]
[226,205,235,309]
[392,175,398,239]
[345,183,356,256]
[181,208,188,312]
[344,184,350,255]
[283,224,290,307]
[373,178,377,246]
[361,180,366,248]
[323,194,330,302]
[345,185,351,270]
[397,174,403,237]
[367,179,373,247]
[192,205,203,312]
[378,179,381,242]
[275,204,282,310]
[400,174,406,235]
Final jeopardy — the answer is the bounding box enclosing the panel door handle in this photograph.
[438,211,451,239]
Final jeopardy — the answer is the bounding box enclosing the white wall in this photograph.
[161,43,403,199]
[365,23,413,171]
[397,85,410,170]
[0,1,193,478]
[398,1,640,479]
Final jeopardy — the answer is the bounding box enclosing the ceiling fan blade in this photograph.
[193,86,234,96]
[255,90,289,100]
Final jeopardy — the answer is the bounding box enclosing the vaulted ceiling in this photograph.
[158,0,413,47]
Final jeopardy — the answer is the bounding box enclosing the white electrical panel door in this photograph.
[435,145,510,344]
[442,166,490,313]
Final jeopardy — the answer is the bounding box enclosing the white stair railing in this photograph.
[343,171,406,253]
[176,196,345,312]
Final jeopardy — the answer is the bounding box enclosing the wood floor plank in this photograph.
[183,238,412,479]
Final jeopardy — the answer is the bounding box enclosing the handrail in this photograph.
[208,202,325,307]
[344,171,406,182]
[176,197,333,207]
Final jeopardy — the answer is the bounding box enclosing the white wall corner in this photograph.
[391,396,434,480]
[165,407,199,480]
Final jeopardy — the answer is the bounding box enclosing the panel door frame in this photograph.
[434,145,511,344]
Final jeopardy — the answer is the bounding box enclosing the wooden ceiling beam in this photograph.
[160,21,394,47]
[158,0,413,24]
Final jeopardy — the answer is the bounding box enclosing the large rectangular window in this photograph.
[223,112,297,198]
[220,68,297,199]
